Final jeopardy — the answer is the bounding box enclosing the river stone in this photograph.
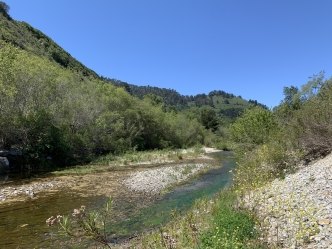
[243,152,332,248]
[318,219,331,226]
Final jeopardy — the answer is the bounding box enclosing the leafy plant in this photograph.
[47,197,113,248]
[230,107,279,147]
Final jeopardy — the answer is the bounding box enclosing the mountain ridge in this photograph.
[0,6,266,123]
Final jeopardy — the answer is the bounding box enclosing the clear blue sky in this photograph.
[5,0,332,107]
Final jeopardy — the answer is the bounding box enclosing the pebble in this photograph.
[123,163,209,194]
[0,180,62,202]
[244,153,332,248]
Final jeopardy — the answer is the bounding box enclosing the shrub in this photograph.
[47,198,113,248]
[229,107,278,147]
[290,79,332,158]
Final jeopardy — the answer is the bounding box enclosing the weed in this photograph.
[47,197,113,248]
[130,190,264,249]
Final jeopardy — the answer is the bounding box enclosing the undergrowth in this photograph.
[130,190,265,249]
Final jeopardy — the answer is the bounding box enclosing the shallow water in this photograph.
[0,151,235,248]
[109,151,235,239]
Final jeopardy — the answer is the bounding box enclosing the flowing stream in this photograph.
[0,151,235,248]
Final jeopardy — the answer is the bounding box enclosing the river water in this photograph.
[0,151,235,248]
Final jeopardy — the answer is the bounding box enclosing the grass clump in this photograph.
[200,191,263,249]
[92,147,203,166]
[132,190,264,249]
[52,147,205,176]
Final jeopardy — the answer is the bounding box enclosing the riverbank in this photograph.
[243,153,332,248]
[124,163,210,195]
[0,179,62,202]
[47,150,241,249]
[0,148,232,249]
[0,147,220,204]
[113,151,332,249]
[116,190,261,249]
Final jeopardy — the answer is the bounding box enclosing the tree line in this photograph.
[229,72,332,192]
[0,42,208,172]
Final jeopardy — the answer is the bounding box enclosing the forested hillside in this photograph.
[0,6,205,172]
[108,78,267,122]
[0,3,264,173]
[0,40,210,170]
[0,3,97,77]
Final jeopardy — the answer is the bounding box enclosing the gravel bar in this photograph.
[244,153,332,249]
[0,180,62,202]
[123,163,209,194]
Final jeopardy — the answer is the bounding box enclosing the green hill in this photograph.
[107,78,267,122]
[0,2,267,172]
[0,6,97,77]
[0,7,265,124]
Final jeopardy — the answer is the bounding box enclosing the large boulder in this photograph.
[0,156,9,174]
[0,149,23,173]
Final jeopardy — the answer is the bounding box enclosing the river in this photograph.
[0,151,235,248]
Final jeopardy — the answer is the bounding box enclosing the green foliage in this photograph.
[201,191,259,249]
[108,78,266,125]
[229,107,279,146]
[0,42,208,171]
[232,73,332,196]
[133,190,264,249]
[0,12,97,76]
[200,106,220,131]
[0,9,268,173]
[22,110,71,167]
[288,76,332,157]
[47,197,113,248]
[271,72,332,159]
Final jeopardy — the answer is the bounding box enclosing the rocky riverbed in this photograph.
[0,147,220,204]
[0,179,63,202]
[244,153,332,249]
[123,163,210,194]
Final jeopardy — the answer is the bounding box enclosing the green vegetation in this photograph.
[130,190,264,249]
[109,78,267,124]
[0,1,10,20]
[230,106,278,147]
[0,40,208,172]
[124,74,332,249]
[122,73,332,248]
[200,191,260,249]
[52,147,204,175]
[0,6,265,173]
[47,198,113,249]
[4,2,332,247]
[232,72,332,196]
[48,191,265,248]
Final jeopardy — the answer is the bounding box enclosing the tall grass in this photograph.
[52,146,204,175]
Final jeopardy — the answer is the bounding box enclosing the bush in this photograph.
[290,79,332,158]
[229,107,278,147]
